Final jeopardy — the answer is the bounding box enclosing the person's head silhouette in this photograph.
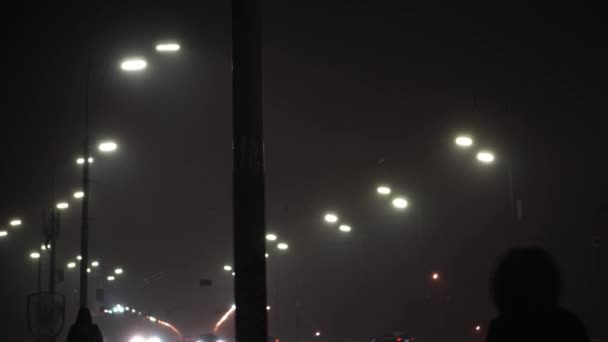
[491,247,561,315]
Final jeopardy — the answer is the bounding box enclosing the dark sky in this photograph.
[1,2,607,341]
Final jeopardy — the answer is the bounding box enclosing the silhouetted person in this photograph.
[66,308,103,342]
[487,247,588,342]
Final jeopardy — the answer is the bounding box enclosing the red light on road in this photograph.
[396,337,403,342]
[275,339,280,342]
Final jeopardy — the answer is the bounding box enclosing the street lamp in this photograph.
[9,219,22,227]
[315,332,321,337]
[76,255,82,261]
[56,202,69,210]
[120,58,147,72]
[339,224,352,233]
[277,242,289,250]
[73,191,85,199]
[98,141,118,153]
[455,135,474,148]
[0,230,7,238]
[265,233,277,241]
[324,213,338,223]
[114,268,124,275]
[156,42,181,52]
[432,272,440,280]
[67,262,77,269]
[30,252,41,259]
[392,197,408,209]
[76,157,94,165]
[224,265,233,272]
[476,151,495,164]
[107,275,115,281]
[377,186,391,195]
[91,261,99,267]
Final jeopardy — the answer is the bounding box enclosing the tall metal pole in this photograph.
[49,210,58,293]
[79,58,92,309]
[232,1,268,342]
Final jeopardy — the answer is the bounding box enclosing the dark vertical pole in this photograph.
[79,58,91,309]
[232,2,267,342]
[37,256,42,293]
[49,210,58,293]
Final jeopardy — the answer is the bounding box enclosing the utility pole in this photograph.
[48,209,59,293]
[232,2,268,342]
[79,58,92,309]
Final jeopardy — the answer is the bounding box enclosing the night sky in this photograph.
[1,2,606,341]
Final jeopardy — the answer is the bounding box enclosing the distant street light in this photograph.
[265,253,269,258]
[392,197,408,209]
[98,141,118,153]
[148,316,157,322]
[67,262,77,269]
[9,219,22,227]
[73,191,85,199]
[224,265,233,272]
[265,233,277,241]
[56,202,69,210]
[41,244,47,251]
[377,186,391,195]
[315,332,321,337]
[107,275,115,281]
[30,252,41,259]
[475,325,481,332]
[156,42,181,52]
[87,268,91,273]
[339,224,352,233]
[120,58,147,72]
[277,242,289,250]
[324,213,338,223]
[76,157,94,165]
[455,135,474,148]
[91,261,100,267]
[432,272,440,280]
[0,230,7,237]
[114,268,124,275]
[476,151,495,164]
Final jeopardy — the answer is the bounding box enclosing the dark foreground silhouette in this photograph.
[487,247,589,342]
[66,308,103,342]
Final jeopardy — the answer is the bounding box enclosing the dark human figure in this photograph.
[66,308,103,342]
[487,247,589,342]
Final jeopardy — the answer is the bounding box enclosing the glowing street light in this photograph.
[432,272,440,280]
[121,58,147,72]
[392,197,408,209]
[377,186,391,195]
[148,316,157,322]
[91,261,100,267]
[41,244,47,251]
[265,253,269,258]
[324,213,338,223]
[223,265,233,272]
[98,141,118,153]
[76,255,82,261]
[0,230,7,238]
[315,332,321,337]
[107,275,115,281]
[266,305,271,311]
[9,219,22,227]
[277,242,289,250]
[266,233,278,241]
[476,151,495,164]
[114,268,124,275]
[67,262,77,269]
[339,224,352,233]
[455,135,474,148]
[156,42,181,52]
[56,202,69,210]
[475,325,481,332]
[30,252,41,259]
[76,157,94,165]
[73,191,85,199]
[87,268,91,273]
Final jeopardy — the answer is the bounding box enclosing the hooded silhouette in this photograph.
[487,247,588,342]
[66,308,103,342]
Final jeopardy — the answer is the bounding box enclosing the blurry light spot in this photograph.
[30,252,40,259]
[324,213,338,223]
[0,230,7,237]
[107,275,115,281]
[377,186,391,195]
[114,268,123,275]
[266,233,277,241]
[98,141,118,153]
[9,219,22,226]
[223,265,232,271]
[67,262,76,268]
[156,42,181,52]
[91,261,99,267]
[73,191,85,199]
[277,242,289,250]
[476,151,495,163]
[121,58,147,71]
[455,135,473,147]
[56,202,69,210]
[339,225,351,233]
[392,197,408,209]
